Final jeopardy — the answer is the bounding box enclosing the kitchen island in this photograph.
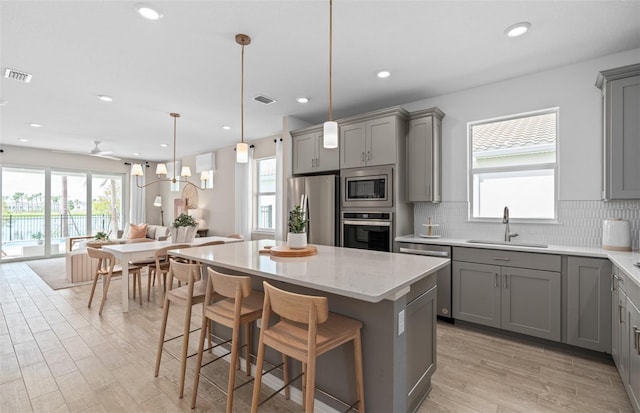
[171,239,449,413]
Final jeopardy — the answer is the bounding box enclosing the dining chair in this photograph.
[86,247,143,315]
[147,243,190,302]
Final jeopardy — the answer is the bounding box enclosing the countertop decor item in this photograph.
[170,213,198,243]
[287,205,308,249]
[269,245,318,257]
[602,218,631,251]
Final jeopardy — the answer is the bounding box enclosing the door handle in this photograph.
[619,305,624,324]
[494,273,498,288]
[493,257,511,262]
[611,273,615,291]
[315,157,319,167]
[634,327,640,352]
[367,150,371,160]
[361,152,365,162]
[503,274,509,289]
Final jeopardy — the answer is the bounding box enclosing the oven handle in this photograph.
[399,247,449,258]
[343,220,392,227]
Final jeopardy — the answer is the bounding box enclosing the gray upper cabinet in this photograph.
[596,64,640,200]
[452,247,561,341]
[291,128,339,174]
[565,256,612,352]
[340,110,407,168]
[406,107,445,202]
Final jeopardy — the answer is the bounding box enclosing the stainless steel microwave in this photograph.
[341,166,393,208]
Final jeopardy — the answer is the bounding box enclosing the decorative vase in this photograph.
[287,232,307,249]
[170,226,198,243]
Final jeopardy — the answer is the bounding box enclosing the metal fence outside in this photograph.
[1,214,113,242]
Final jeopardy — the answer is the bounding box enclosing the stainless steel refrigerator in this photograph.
[287,175,339,246]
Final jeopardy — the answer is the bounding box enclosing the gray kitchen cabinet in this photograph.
[452,247,561,341]
[340,113,405,168]
[628,297,640,411]
[291,127,339,174]
[406,107,445,203]
[501,267,561,341]
[596,63,640,200]
[612,266,627,376]
[452,261,501,328]
[406,284,437,413]
[566,256,612,352]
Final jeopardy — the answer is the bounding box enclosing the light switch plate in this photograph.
[398,310,405,336]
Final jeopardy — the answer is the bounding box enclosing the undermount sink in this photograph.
[466,240,549,248]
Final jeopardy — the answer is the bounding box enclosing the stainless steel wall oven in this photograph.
[341,211,393,252]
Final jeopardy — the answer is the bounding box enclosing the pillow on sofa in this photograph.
[128,223,148,239]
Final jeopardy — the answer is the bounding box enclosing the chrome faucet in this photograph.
[503,206,518,242]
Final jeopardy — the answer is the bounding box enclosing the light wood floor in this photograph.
[0,261,634,413]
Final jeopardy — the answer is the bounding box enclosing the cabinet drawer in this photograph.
[453,247,561,272]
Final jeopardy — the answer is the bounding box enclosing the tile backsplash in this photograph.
[414,200,640,248]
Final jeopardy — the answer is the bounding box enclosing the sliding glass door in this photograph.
[1,166,124,261]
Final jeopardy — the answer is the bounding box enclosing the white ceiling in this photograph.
[1,1,639,162]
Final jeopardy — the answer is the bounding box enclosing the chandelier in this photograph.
[131,113,206,189]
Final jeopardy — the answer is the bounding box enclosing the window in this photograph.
[255,157,276,231]
[469,109,558,221]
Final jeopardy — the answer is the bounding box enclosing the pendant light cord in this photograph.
[329,0,333,122]
[241,42,245,144]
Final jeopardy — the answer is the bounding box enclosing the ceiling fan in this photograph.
[52,140,121,160]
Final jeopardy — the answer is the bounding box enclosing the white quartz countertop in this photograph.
[170,240,449,303]
[396,235,640,289]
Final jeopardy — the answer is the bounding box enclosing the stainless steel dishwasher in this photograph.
[398,242,452,320]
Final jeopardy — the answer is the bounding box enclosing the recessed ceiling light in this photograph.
[28,123,42,128]
[0,99,7,106]
[504,22,531,38]
[135,4,163,20]
[160,143,168,147]
[296,97,309,103]
[133,152,140,156]
[97,95,113,102]
[18,138,29,142]
[222,125,231,130]
[377,70,391,79]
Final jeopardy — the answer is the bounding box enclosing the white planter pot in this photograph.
[170,225,198,243]
[287,232,307,249]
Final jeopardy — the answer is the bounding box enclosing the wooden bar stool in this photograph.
[251,281,365,413]
[86,247,143,315]
[191,268,266,413]
[154,259,211,398]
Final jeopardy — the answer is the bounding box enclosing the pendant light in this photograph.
[236,33,251,163]
[323,0,338,149]
[131,113,207,189]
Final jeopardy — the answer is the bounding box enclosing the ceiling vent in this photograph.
[253,95,276,105]
[3,68,32,83]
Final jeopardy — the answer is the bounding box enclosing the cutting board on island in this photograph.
[259,245,318,257]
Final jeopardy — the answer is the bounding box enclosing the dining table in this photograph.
[102,236,243,312]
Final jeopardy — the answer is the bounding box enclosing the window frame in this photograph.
[253,156,276,233]
[467,107,559,223]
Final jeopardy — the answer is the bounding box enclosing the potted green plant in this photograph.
[94,231,109,241]
[32,231,44,245]
[287,205,308,249]
[170,212,198,243]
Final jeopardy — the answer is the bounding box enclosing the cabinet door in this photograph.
[406,285,437,413]
[340,122,366,168]
[501,267,561,341]
[406,116,433,202]
[608,75,640,199]
[452,261,501,328]
[566,257,612,352]
[628,299,640,411]
[618,287,629,386]
[292,132,317,174]
[612,270,621,367]
[366,116,396,166]
[316,134,339,172]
